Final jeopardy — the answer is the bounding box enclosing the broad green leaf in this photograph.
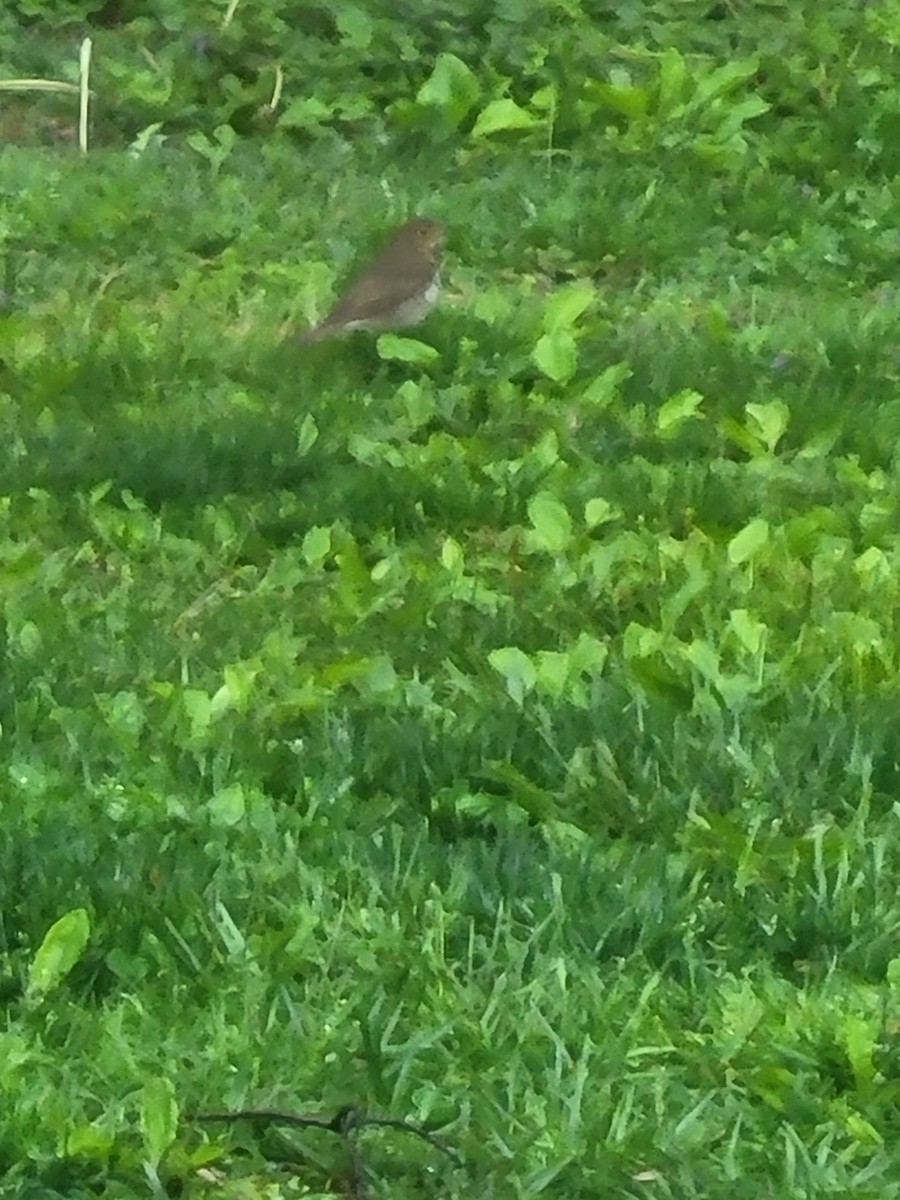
[279,96,332,128]
[691,56,760,107]
[719,414,761,456]
[473,286,514,324]
[186,124,235,172]
[592,81,648,119]
[584,497,616,528]
[728,518,769,564]
[100,690,145,741]
[357,655,398,697]
[66,1124,116,1158]
[798,426,841,458]
[749,1065,794,1110]
[657,47,687,112]
[27,908,90,999]
[622,622,666,659]
[626,659,694,709]
[376,334,439,365]
[398,378,436,425]
[335,534,374,613]
[826,611,883,655]
[183,688,212,739]
[202,681,231,728]
[682,639,720,683]
[128,121,165,154]
[208,783,245,827]
[303,524,332,565]
[715,673,758,711]
[334,5,373,49]
[296,412,319,455]
[17,620,42,656]
[347,433,405,467]
[0,543,42,584]
[0,1032,30,1081]
[527,492,572,552]
[441,537,464,574]
[416,53,480,126]
[658,389,704,433]
[569,633,608,674]
[719,96,771,132]
[531,429,561,470]
[584,362,633,407]
[534,650,569,698]
[488,646,537,705]
[141,1077,178,1170]
[746,400,789,452]
[730,609,767,655]
[531,84,557,111]
[842,1013,878,1088]
[532,329,578,383]
[854,545,890,588]
[543,281,596,332]
[472,97,538,137]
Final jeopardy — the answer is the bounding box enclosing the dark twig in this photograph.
[187,1105,357,1133]
[186,1104,463,1185]
[342,1114,372,1200]
[351,1113,462,1165]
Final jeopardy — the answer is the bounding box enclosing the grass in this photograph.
[3,13,900,1195]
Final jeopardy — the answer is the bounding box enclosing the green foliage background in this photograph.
[3,1,900,1197]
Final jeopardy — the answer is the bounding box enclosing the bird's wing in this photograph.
[320,268,426,327]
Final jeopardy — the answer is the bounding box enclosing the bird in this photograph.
[298,216,444,343]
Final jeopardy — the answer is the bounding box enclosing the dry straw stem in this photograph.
[0,36,94,152]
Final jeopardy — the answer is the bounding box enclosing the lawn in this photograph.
[2,2,900,1197]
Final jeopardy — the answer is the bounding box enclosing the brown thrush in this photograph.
[299,216,444,342]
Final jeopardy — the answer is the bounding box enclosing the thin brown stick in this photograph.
[186,1104,462,1166]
